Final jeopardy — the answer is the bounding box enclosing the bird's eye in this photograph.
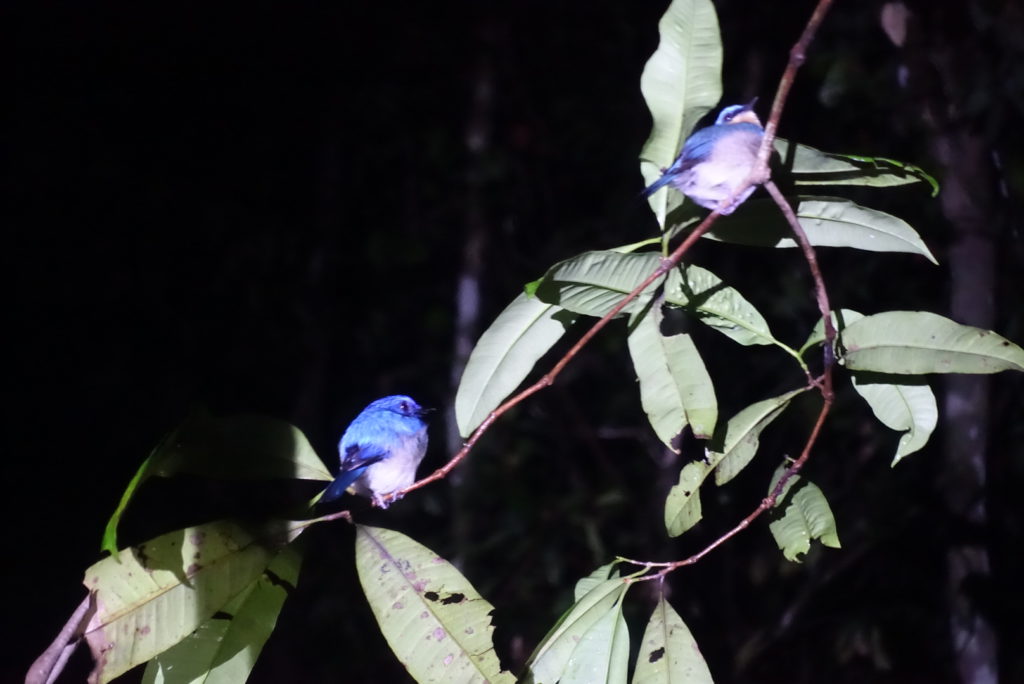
[400,401,409,413]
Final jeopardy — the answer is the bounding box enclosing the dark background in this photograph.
[9,1,1024,682]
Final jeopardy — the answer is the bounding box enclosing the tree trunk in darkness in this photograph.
[888,2,1002,681]
[446,55,493,567]
[932,128,998,684]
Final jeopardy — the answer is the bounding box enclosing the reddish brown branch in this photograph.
[393,210,723,501]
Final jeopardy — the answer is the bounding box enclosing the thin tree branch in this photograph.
[26,593,96,684]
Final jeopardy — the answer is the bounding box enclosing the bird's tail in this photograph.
[641,173,673,198]
[319,466,368,504]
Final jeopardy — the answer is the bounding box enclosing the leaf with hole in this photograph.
[355,526,513,684]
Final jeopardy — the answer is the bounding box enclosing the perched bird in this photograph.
[643,100,764,214]
[319,395,430,508]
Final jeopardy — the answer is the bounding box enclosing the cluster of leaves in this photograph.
[64,1,1024,683]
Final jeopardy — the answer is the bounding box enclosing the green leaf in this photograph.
[664,468,705,537]
[800,308,864,357]
[523,567,631,684]
[574,562,621,601]
[149,415,331,482]
[101,451,160,557]
[768,472,841,562]
[141,544,302,684]
[639,0,724,227]
[713,389,806,486]
[455,293,577,437]
[355,526,513,684]
[665,390,805,537]
[534,250,666,318]
[632,597,713,684]
[840,311,1024,375]
[101,415,329,555]
[628,306,717,446]
[851,373,937,464]
[84,518,311,684]
[703,197,938,263]
[775,138,938,194]
[664,263,777,347]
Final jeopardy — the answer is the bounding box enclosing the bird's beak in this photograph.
[744,96,759,111]
[418,406,437,417]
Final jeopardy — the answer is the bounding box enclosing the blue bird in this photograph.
[320,395,430,509]
[643,101,764,214]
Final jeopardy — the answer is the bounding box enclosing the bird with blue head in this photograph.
[643,100,764,215]
[319,395,430,509]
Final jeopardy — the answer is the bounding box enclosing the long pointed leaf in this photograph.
[639,0,724,226]
[524,567,631,684]
[703,197,938,263]
[775,138,938,193]
[851,373,937,464]
[455,293,577,437]
[713,389,806,486]
[664,263,777,347]
[632,597,713,684]
[101,416,329,555]
[355,526,513,684]
[628,307,717,447]
[840,311,1024,374]
[768,471,841,562]
[534,251,666,318]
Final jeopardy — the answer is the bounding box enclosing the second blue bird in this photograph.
[320,395,430,508]
[643,101,764,215]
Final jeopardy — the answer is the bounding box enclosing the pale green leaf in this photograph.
[574,562,620,602]
[534,251,666,318]
[101,416,328,556]
[666,390,803,537]
[84,518,311,684]
[142,544,302,684]
[150,415,330,482]
[639,0,724,227]
[628,306,717,447]
[713,389,806,486]
[664,263,777,346]
[632,597,713,684]
[841,311,1024,375]
[455,293,577,437]
[523,573,631,684]
[355,526,513,684]
[768,473,841,562]
[775,138,938,194]
[704,197,938,263]
[800,308,864,357]
[851,374,937,464]
[664,461,707,537]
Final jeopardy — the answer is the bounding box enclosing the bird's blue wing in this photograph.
[679,126,717,165]
[319,443,388,504]
[643,127,718,196]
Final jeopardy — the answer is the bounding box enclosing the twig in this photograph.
[392,208,723,501]
[26,593,96,684]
